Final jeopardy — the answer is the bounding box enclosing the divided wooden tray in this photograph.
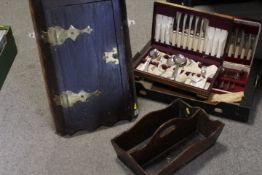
[112,99,225,175]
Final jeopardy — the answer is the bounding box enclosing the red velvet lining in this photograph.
[138,1,260,95]
[212,84,245,93]
[212,68,248,93]
[152,43,222,66]
[224,56,251,66]
[135,45,218,84]
[152,2,260,67]
[233,21,260,35]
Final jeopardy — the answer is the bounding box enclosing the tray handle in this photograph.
[130,116,198,165]
[159,125,177,139]
[149,115,197,144]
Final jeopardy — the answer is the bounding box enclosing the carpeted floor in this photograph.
[0,0,262,175]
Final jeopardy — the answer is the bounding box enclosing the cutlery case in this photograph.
[0,25,17,90]
[29,0,137,135]
[112,99,225,175]
[134,1,261,122]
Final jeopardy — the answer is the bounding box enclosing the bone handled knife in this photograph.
[176,12,182,47]
[183,15,193,49]
[189,16,199,50]
[199,18,205,52]
[239,30,245,59]
[241,35,248,59]
[245,34,252,60]
[233,28,239,58]
[180,14,188,48]
[247,35,255,61]
[169,17,174,44]
[199,18,207,53]
[182,14,189,49]
[172,15,177,46]
[192,17,200,51]
[187,15,194,50]
[234,37,241,58]
[178,14,187,48]
[227,32,234,57]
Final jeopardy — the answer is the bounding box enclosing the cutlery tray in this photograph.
[112,99,225,175]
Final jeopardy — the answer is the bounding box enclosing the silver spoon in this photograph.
[173,54,187,80]
[149,49,161,60]
[167,55,176,66]
[201,66,207,77]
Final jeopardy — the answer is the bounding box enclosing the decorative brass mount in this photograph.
[54,90,101,108]
[42,25,93,46]
[103,47,119,65]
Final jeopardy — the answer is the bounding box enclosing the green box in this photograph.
[0,25,17,90]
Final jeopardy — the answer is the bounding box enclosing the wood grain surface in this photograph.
[30,0,136,135]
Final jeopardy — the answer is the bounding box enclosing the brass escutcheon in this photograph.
[103,47,119,65]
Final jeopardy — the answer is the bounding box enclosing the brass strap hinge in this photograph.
[54,90,101,108]
[42,25,93,46]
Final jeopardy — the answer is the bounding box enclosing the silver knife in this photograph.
[181,14,188,48]
[233,28,239,58]
[239,30,245,59]
[247,35,255,61]
[175,12,182,47]
[199,18,208,53]
[184,15,194,49]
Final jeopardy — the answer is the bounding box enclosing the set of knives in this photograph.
[226,28,256,61]
[154,12,228,58]
[0,30,7,54]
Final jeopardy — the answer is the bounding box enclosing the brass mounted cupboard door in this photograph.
[29,0,136,135]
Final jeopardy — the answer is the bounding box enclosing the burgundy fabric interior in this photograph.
[223,22,260,65]
[233,22,260,35]
[135,2,260,94]
[224,56,252,65]
[213,68,248,93]
[151,2,260,67]
[153,43,222,66]
[135,45,216,88]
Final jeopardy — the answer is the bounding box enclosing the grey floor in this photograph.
[0,0,262,175]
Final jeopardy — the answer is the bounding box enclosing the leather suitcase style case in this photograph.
[134,0,261,122]
[29,0,137,135]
